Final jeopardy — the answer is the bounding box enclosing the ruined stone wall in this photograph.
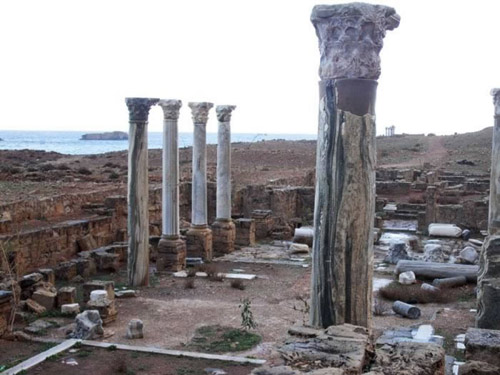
[436,200,488,231]
[376,181,411,195]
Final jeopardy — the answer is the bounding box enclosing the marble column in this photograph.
[157,99,186,271]
[186,102,213,260]
[125,97,159,286]
[477,89,500,329]
[212,105,237,256]
[309,3,400,329]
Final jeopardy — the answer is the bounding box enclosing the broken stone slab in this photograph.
[24,319,53,335]
[433,276,467,288]
[115,290,136,298]
[38,269,55,285]
[370,341,445,374]
[32,289,56,311]
[173,271,256,280]
[465,328,500,368]
[126,319,144,339]
[54,261,77,281]
[61,303,80,315]
[392,301,421,319]
[26,298,46,314]
[90,290,108,302]
[57,286,76,307]
[251,367,345,375]
[384,241,411,264]
[423,244,446,263]
[395,260,479,282]
[421,283,440,293]
[288,325,323,338]
[469,239,484,247]
[70,310,104,340]
[457,246,479,265]
[398,271,416,285]
[204,368,227,375]
[87,297,117,325]
[293,227,313,247]
[93,251,120,272]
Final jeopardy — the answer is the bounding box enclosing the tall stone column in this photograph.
[477,89,500,329]
[309,3,400,329]
[186,102,214,260]
[157,99,186,271]
[125,97,159,286]
[212,105,237,256]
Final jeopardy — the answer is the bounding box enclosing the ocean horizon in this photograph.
[0,130,317,155]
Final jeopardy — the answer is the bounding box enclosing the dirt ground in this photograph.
[25,346,256,375]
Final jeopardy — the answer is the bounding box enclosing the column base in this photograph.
[186,225,213,261]
[157,235,187,272]
[235,218,256,247]
[212,219,236,257]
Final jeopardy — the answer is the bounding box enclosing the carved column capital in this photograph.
[311,3,400,80]
[158,99,182,120]
[188,102,214,124]
[216,105,236,122]
[125,98,159,123]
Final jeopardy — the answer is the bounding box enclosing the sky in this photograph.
[0,0,499,136]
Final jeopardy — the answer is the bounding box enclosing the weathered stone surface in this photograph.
[235,218,256,246]
[126,318,144,339]
[458,246,479,264]
[371,342,445,375]
[289,243,310,254]
[57,286,76,307]
[465,328,500,368]
[77,233,97,251]
[19,273,43,289]
[24,319,53,335]
[212,220,236,256]
[251,366,301,375]
[54,261,77,281]
[311,3,400,80]
[424,244,446,263]
[26,298,46,314]
[83,280,115,302]
[398,271,416,285]
[396,260,478,282]
[279,324,371,373]
[38,268,55,285]
[87,297,117,325]
[157,236,187,272]
[458,360,500,375]
[70,310,104,339]
[477,236,500,329]
[94,251,120,272]
[384,242,411,264]
[32,288,56,311]
[115,290,136,298]
[61,303,80,315]
[186,226,213,261]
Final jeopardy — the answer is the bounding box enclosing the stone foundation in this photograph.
[0,291,13,337]
[211,219,235,256]
[157,235,186,272]
[235,218,255,247]
[251,210,274,240]
[186,225,212,261]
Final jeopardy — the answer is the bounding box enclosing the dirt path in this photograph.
[382,136,448,168]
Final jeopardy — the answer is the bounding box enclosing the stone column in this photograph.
[186,102,214,260]
[125,97,159,286]
[309,3,399,329]
[212,105,237,256]
[477,89,500,329]
[157,99,186,271]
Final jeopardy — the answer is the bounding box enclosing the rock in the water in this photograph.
[458,360,500,375]
[398,271,416,285]
[61,303,80,315]
[458,247,479,265]
[126,319,144,339]
[70,310,103,339]
[371,342,445,374]
[384,242,411,264]
[80,131,128,140]
[424,244,446,263]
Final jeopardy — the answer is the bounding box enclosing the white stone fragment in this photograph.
[398,271,416,285]
[90,290,108,302]
[61,303,80,315]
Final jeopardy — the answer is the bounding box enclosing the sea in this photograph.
[0,131,317,155]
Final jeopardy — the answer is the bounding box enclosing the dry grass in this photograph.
[379,281,452,304]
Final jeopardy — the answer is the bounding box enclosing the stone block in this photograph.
[186,226,213,261]
[70,310,104,339]
[87,298,117,325]
[19,273,43,289]
[38,268,55,285]
[61,303,80,315]
[157,236,187,272]
[32,289,56,311]
[465,328,500,368]
[93,252,120,272]
[235,218,255,246]
[251,210,273,240]
[57,286,76,306]
[77,233,97,252]
[83,280,115,303]
[458,360,500,375]
[54,261,77,281]
[212,220,236,256]
[26,298,46,314]
[71,258,96,277]
[126,319,144,339]
[371,341,445,374]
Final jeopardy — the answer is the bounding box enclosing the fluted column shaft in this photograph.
[216,105,236,220]
[125,97,159,287]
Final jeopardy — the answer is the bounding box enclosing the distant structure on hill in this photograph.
[80,131,128,141]
[385,125,396,137]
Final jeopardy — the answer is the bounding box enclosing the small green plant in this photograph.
[107,344,118,351]
[240,298,257,330]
